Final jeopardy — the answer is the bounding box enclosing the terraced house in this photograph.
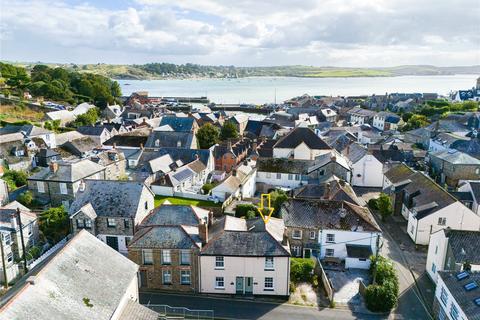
[27,159,106,208]
[69,180,154,254]
[128,204,211,292]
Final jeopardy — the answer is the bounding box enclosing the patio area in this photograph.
[325,268,370,306]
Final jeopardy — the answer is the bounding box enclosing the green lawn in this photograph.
[154,195,222,208]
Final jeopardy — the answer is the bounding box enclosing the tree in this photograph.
[196,123,220,149]
[72,107,99,127]
[39,206,70,244]
[377,193,392,221]
[2,169,28,190]
[235,204,258,218]
[365,255,399,312]
[290,258,317,286]
[402,114,429,131]
[220,121,239,141]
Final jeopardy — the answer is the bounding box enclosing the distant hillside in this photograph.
[5,62,480,80]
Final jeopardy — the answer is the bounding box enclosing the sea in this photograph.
[117,74,479,105]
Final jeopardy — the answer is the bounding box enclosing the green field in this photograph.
[154,195,222,208]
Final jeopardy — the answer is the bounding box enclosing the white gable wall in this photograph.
[407,202,480,245]
[351,154,384,187]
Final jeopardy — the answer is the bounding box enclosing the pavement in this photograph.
[140,291,390,320]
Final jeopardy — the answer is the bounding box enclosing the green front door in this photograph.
[235,277,244,294]
[245,277,253,295]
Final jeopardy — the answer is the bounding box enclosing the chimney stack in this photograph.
[199,219,208,244]
[323,182,331,199]
[49,161,59,173]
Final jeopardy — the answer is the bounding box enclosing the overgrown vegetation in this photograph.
[290,258,318,287]
[270,189,288,217]
[17,191,34,207]
[2,169,28,191]
[1,62,121,107]
[365,256,399,312]
[38,206,70,244]
[368,193,392,221]
[71,108,100,127]
[235,204,258,218]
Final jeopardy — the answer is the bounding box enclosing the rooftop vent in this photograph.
[474,297,480,306]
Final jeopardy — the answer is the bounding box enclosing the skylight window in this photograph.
[464,282,478,291]
[474,297,480,306]
[457,271,469,281]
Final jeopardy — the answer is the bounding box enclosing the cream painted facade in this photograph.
[406,202,480,245]
[199,256,290,296]
[273,143,329,160]
[350,154,384,187]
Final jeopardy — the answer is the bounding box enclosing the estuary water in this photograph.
[118,74,479,104]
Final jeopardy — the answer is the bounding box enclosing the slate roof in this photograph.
[273,127,331,150]
[384,163,415,184]
[402,172,457,219]
[346,244,373,259]
[0,124,51,137]
[257,158,311,174]
[128,225,200,249]
[141,205,209,227]
[159,116,195,132]
[430,150,480,165]
[308,150,351,173]
[444,229,480,265]
[451,138,480,159]
[76,126,108,136]
[468,181,480,202]
[144,131,195,148]
[281,199,381,232]
[294,180,363,206]
[68,180,151,218]
[55,131,85,146]
[257,139,276,158]
[29,159,105,182]
[61,137,98,156]
[201,216,289,257]
[437,271,480,320]
[103,131,149,148]
[0,230,138,320]
[119,299,160,320]
[151,147,211,167]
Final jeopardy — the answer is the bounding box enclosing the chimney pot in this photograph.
[49,161,59,173]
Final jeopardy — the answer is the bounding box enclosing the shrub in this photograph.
[270,189,288,217]
[39,206,69,244]
[368,198,378,210]
[202,183,215,194]
[365,256,399,312]
[235,204,257,218]
[290,258,317,285]
[17,191,33,206]
[2,169,28,191]
[377,193,393,221]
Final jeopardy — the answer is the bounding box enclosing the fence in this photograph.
[358,279,367,298]
[27,236,69,270]
[315,258,334,303]
[144,304,214,320]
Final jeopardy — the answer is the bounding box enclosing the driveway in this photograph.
[326,269,370,306]
[140,291,389,320]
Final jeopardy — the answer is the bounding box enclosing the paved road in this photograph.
[376,218,433,320]
[140,292,389,320]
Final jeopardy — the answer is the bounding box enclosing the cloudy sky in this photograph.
[1,0,479,66]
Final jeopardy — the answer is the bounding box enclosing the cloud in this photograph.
[1,0,479,66]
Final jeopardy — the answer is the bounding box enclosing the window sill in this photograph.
[264,289,274,292]
[214,267,225,270]
[163,283,172,286]
[181,283,191,286]
[162,263,172,266]
[264,268,274,271]
[180,263,191,266]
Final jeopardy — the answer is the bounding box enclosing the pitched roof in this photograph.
[281,199,381,232]
[141,205,209,227]
[159,116,195,132]
[201,216,289,257]
[431,150,480,165]
[273,127,330,150]
[294,180,363,206]
[257,158,311,174]
[29,159,105,182]
[55,131,85,146]
[69,180,151,218]
[0,230,138,320]
[76,126,108,136]
[119,299,159,320]
[444,229,480,265]
[384,163,415,184]
[437,271,480,320]
[144,131,195,148]
[128,225,200,249]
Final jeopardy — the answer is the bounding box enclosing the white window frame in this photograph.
[309,231,316,240]
[3,233,11,246]
[265,257,274,270]
[7,252,13,263]
[438,217,446,226]
[325,248,335,257]
[292,246,301,257]
[215,256,224,269]
[326,233,335,243]
[37,181,45,193]
[440,286,448,306]
[85,219,92,229]
[180,250,191,265]
[162,270,172,284]
[107,218,116,227]
[264,277,274,291]
[292,230,302,239]
[142,249,153,265]
[215,276,225,289]
[181,270,191,285]
[162,249,172,265]
[59,182,68,195]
